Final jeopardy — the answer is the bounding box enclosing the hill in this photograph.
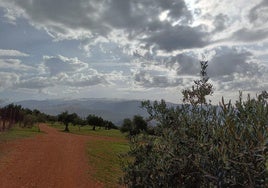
[15,98,149,125]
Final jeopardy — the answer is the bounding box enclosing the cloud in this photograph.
[164,53,199,75]
[57,72,109,88]
[131,58,185,88]
[0,0,202,53]
[131,46,267,94]
[0,49,29,57]
[232,28,268,42]
[13,71,110,91]
[212,14,229,33]
[133,70,183,88]
[213,73,267,92]
[0,0,267,103]
[42,55,88,76]
[12,55,114,91]
[144,24,208,51]
[1,0,267,55]
[208,48,262,77]
[0,49,34,72]
[0,58,34,72]
[0,72,19,89]
[1,1,267,52]
[206,47,268,92]
[14,77,54,90]
[248,0,268,26]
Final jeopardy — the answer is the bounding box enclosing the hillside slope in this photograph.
[16,98,149,125]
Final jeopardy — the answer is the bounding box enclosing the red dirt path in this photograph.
[0,124,104,188]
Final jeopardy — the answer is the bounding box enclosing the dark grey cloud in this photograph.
[165,53,199,75]
[207,49,260,77]
[249,0,268,24]
[144,24,208,51]
[164,49,262,79]
[206,48,268,92]
[133,47,267,92]
[1,0,191,31]
[212,14,229,32]
[0,0,205,52]
[13,0,101,33]
[232,28,268,42]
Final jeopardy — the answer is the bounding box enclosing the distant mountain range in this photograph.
[15,98,151,125]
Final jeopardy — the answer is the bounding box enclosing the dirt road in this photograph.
[0,124,103,188]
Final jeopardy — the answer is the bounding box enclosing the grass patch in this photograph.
[0,124,41,143]
[87,140,129,187]
[49,122,126,139]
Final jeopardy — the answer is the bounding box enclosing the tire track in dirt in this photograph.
[0,124,104,188]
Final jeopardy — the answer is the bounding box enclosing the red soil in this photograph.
[0,124,104,188]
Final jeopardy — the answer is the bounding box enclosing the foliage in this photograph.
[121,61,268,187]
[87,114,104,130]
[0,104,50,131]
[120,118,132,133]
[86,114,116,130]
[182,60,214,105]
[120,115,147,136]
[57,111,78,132]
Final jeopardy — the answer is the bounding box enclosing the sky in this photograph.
[0,0,267,104]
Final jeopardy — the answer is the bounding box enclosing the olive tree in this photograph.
[121,61,267,187]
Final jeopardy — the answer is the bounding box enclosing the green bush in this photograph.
[121,94,267,187]
[121,61,267,187]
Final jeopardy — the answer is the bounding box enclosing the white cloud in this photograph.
[14,76,54,90]
[12,55,117,91]
[42,55,88,76]
[0,58,34,71]
[58,72,108,88]
[0,72,19,89]
[0,49,29,57]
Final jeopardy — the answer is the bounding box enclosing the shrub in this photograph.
[121,61,268,187]
[121,94,268,187]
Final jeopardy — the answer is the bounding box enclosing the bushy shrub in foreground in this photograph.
[121,61,267,187]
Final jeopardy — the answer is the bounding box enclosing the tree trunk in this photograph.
[64,123,69,132]
[92,125,95,131]
[2,120,6,131]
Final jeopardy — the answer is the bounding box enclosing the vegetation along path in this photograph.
[0,123,104,188]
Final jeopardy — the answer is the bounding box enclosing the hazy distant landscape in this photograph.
[15,98,149,125]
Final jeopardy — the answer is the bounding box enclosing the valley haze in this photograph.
[15,98,150,125]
